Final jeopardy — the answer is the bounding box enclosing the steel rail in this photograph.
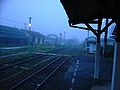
[1,54,34,65]
[0,54,44,70]
[35,50,75,90]
[9,56,64,90]
[0,56,57,83]
[35,56,71,90]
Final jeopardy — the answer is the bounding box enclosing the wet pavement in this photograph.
[91,82,111,90]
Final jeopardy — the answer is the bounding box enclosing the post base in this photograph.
[93,79,106,85]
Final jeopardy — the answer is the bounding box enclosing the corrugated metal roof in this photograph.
[60,0,120,24]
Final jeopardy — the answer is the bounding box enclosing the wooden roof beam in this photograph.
[70,25,91,31]
[84,22,97,35]
[100,20,114,34]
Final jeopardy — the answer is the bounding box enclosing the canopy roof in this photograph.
[60,0,120,24]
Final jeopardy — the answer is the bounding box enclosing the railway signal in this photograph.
[28,17,32,53]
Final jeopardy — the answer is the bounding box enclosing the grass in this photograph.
[0,45,63,56]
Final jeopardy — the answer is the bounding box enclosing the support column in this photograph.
[94,18,102,80]
[111,25,120,90]
[104,18,108,56]
[94,34,101,79]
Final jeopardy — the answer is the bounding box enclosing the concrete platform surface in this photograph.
[91,83,111,90]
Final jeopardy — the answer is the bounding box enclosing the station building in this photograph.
[84,36,115,54]
[0,25,44,47]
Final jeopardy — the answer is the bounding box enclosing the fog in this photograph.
[0,0,115,42]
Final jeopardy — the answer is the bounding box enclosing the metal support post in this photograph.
[111,25,120,90]
[104,18,108,56]
[94,18,102,80]
[94,34,101,79]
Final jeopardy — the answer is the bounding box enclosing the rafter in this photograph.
[79,20,98,24]
[100,20,114,34]
[84,22,97,35]
[70,25,91,31]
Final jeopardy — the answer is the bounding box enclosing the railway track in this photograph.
[0,55,60,89]
[0,54,45,70]
[0,54,54,81]
[0,46,71,66]
[9,56,69,90]
[0,47,78,90]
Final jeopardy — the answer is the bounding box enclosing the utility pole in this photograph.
[88,30,89,38]
[64,32,66,45]
[24,23,27,30]
[60,33,62,45]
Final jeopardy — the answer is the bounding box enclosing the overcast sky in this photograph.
[0,0,115,42]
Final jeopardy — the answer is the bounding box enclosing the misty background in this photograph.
[0,0,116,42]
